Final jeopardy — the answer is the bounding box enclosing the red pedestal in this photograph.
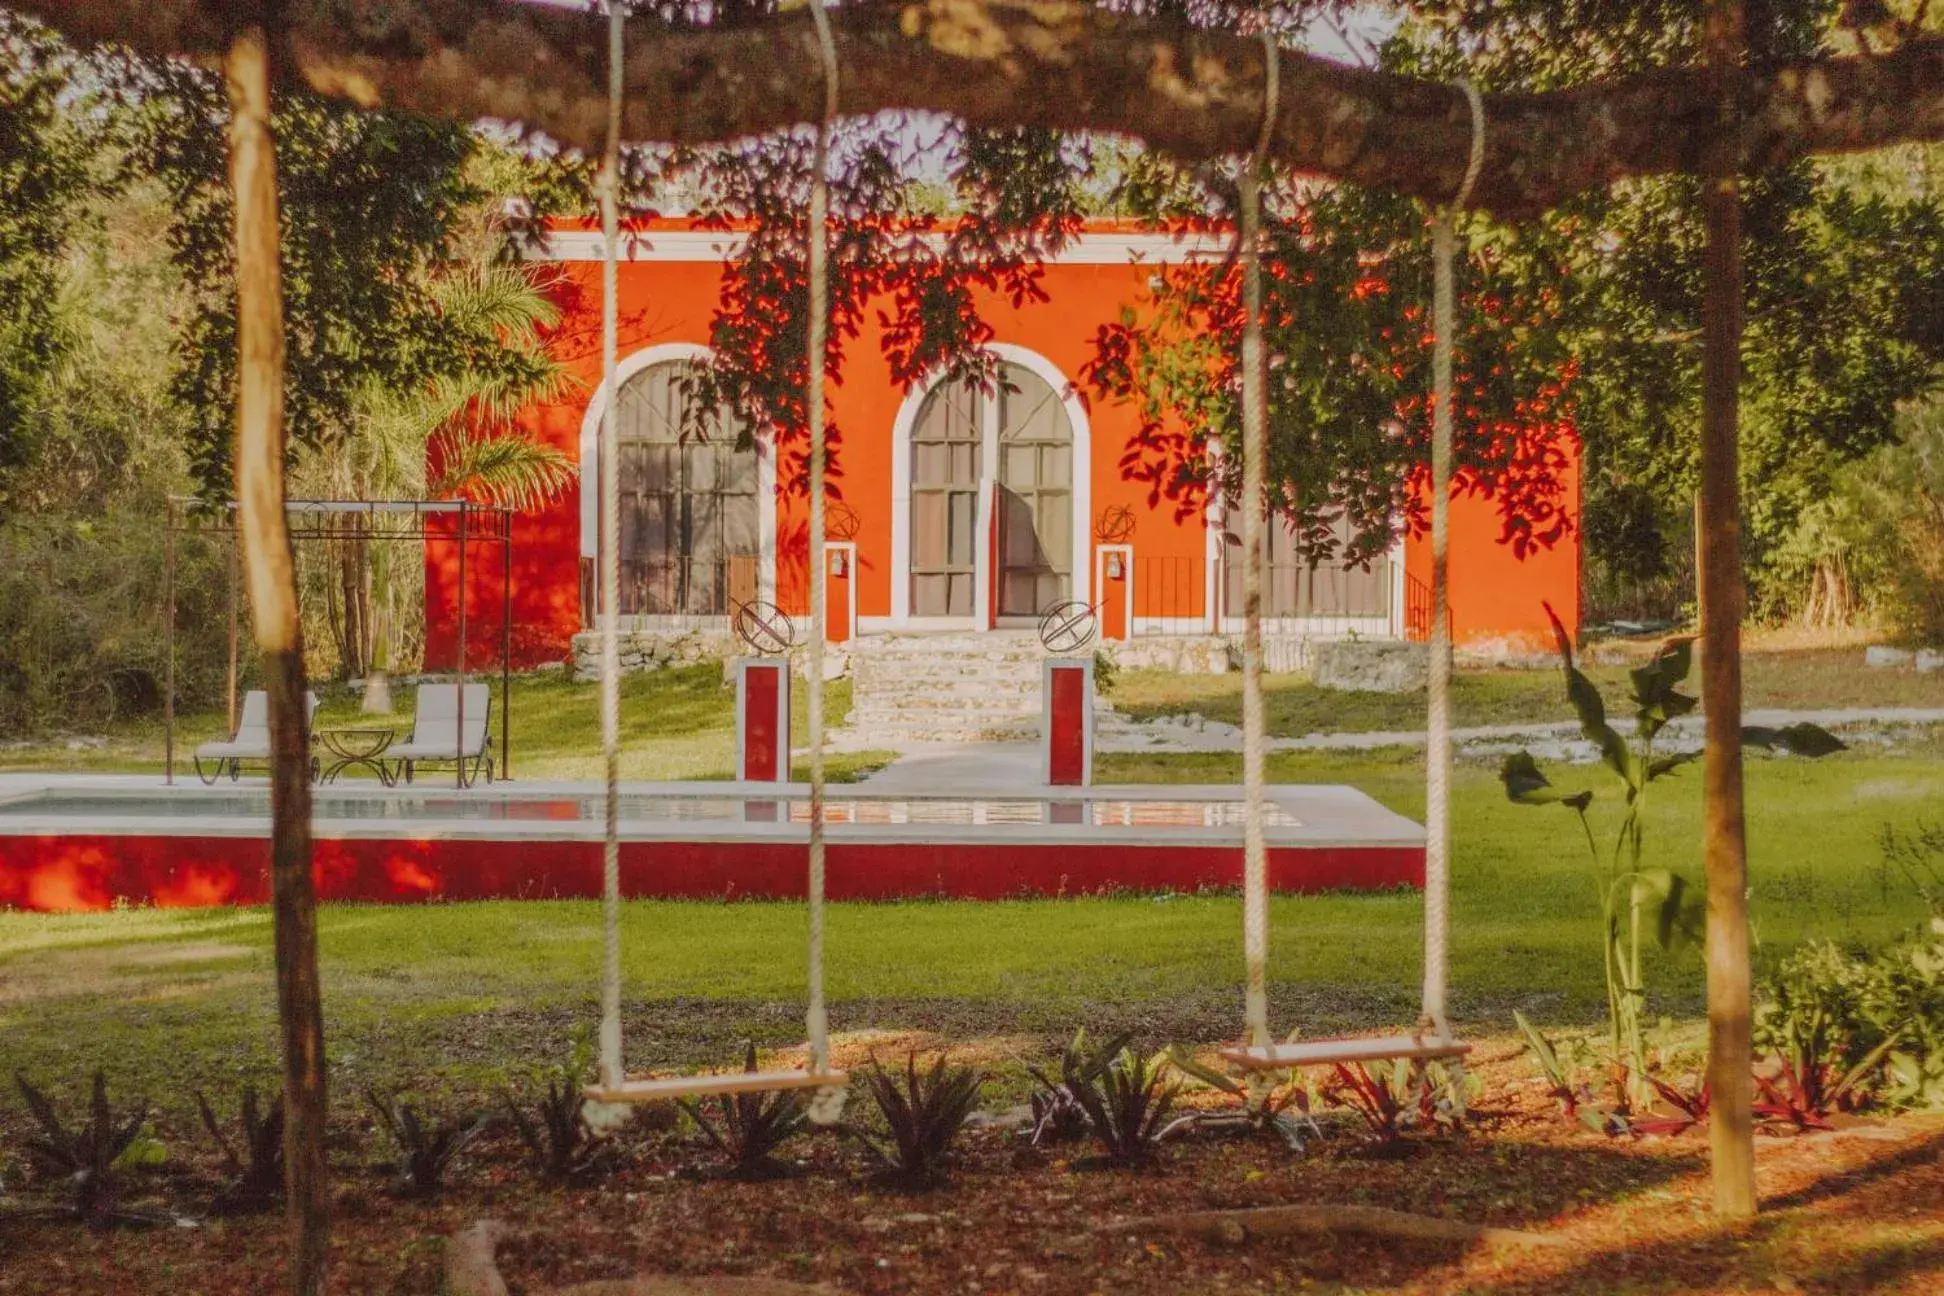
[736,658,791,783]
[825,543,855,644]
[1097,545,1132,642]
[1043,658,1093,787]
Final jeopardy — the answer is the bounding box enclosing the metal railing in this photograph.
[1119,554,1400,639]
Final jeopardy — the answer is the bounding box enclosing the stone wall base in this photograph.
[569,629,850,682]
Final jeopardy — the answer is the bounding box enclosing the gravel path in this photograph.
[1097,705,1944,761]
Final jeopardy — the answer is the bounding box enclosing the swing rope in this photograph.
[803,0,840,1109]
[1420,78,1485,1039]
[1231,68,1484,1068]
[597,0,626,1092]
[1239,24,1280,1051]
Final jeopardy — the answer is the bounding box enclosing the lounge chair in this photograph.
[193,690,320,784]
[385,683,494,787]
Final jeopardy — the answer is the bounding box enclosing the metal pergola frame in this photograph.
[163,498,516,788]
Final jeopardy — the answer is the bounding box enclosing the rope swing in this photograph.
[596,0,626,1093]
[1238,25,1280,1052]
[1223,67,1486,1074]
[588,0,847,1113]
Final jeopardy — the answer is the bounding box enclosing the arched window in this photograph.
[994,363,1074,616]
[907,361,1075,619]
[616,360,759,616]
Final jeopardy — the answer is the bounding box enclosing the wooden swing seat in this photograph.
[585,1068,848,1105]
[1220,1034,1471,1072]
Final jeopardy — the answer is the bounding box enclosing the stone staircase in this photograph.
[841,631,1051,745]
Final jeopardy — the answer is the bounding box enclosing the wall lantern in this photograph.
[1105,553,1125,580]
[829,548,848,577]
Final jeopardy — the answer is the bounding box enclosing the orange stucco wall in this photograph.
[426,223,1580,667]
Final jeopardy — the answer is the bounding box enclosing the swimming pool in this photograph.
[0,776,1423,911]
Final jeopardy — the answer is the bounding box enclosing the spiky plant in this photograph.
[506,1074,618,1183]
[196,1087,285,1213]
[850,1053,986,1186]
[364,1089,489,1199]
[1035,1035,1188,1167]
[14,1071,163,1226]
[679,1043,810,1180]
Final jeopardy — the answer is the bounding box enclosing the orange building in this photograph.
[426,220,1579,670]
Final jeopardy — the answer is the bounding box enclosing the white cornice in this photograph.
[531,228,1230,265]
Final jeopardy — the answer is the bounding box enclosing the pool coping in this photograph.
[0,773,1425,851]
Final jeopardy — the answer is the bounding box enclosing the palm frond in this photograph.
[431,432,577,512]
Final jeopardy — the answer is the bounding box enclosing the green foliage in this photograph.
[196,1087,284,1214]
[1755,908,1944,1117]
[505,1027,618,1183]
[1319,1058,1467,1147]
[364,1089,489,1200]
[1503,605,1844,1102]
[0,15,100,479]
[678,1043,809,1179]
[1166,1045,1318,1149]
[135,67,489,493]
[13,1070,164,1226]
[849,1053,986,1185]
[1030,1031,1188,1166]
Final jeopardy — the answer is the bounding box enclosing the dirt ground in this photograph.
[2,1044,1941,1296]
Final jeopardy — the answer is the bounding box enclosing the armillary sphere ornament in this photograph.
[732,600,799,656]
[1037,600,1099,655]
[826,499,861,541]
[1095,504,1136,545]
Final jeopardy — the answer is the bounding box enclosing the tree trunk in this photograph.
[225,21,332,1293]
[1700,0,1757,1221]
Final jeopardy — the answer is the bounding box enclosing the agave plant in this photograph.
[197,1087,285,1213]
[679,1043,810,1179]
[506,1074,618,1183]
[365,1089,490,1199]
[1031,1033,1190,1167]
[1503,604,1844,1102]
[849,1053,987,1186]
[14,1071,165,1226]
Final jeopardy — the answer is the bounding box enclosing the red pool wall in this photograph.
[0,835,1423,913]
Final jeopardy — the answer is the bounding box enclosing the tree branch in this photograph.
[16,0,1944,215]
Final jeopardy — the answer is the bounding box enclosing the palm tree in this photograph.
[299,248,578,709]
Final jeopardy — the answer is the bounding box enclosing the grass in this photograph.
[0,664,896,783]
[2,744,1938,1109]
[1105,644,1944,736]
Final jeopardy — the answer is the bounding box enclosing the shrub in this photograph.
[1166,1046,1318,1149]
[365,1089,489,1199]
[1320,1059,1466,1147]
[505,1027,619,1182]
[849,1053,986,1186]
[1754,913,1944,1122]
[1031,1032,1189,1167]
[13,1071,165,1226]
[196,1087,284,1213]
[679,1043,809,1179]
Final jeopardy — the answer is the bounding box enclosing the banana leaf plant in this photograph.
[1501,604,1846,1104]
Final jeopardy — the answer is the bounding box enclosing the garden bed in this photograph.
[2,1045,1940,1295]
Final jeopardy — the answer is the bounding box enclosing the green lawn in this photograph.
[2,745,1936,1109]
[1106,645,1944,736]
[0,664,895,783]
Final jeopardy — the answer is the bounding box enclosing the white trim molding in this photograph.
[536,227,1230,267]
[576,341,778,609]
[888,343,1092,630]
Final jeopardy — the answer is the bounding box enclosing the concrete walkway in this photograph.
[840,706,1944,784]
[854,741,1044,793]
